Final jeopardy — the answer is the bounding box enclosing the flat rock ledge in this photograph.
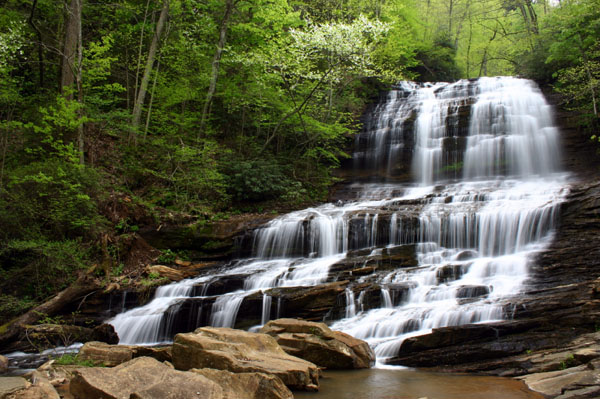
[172,326,321,391]
[260,318,375,369]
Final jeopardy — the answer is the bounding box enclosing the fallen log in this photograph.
[0,272,101,351]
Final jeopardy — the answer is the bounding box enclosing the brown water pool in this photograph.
[294,368,544,399]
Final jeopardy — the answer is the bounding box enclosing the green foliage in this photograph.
[413,33,461,82]
[222,158,292,202]
[0,239,92,301]
[54,353,99,367]
[559,354,578,370]
[0,159,102,239]
[157,249,176,264]
[0,294,35,324]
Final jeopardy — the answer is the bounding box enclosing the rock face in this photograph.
[518,363,600,399]
[384,181,600,374]
[172,327,320,391]
[260,318,375,369]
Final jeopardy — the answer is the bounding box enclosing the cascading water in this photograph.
[109,77,569,365]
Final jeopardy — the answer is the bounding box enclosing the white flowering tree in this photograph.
[262,15,389,154]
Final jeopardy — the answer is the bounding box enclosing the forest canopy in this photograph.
[0,0,598,320]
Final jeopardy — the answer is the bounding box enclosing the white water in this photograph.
[109,77,569,365]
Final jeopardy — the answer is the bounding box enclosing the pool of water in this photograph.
[294,369,544,399]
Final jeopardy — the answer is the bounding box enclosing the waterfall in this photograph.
[109,77,569,364]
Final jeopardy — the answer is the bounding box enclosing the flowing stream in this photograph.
[109,77,569,366]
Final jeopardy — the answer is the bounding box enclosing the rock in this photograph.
[0,377,29,398]
[8,371,60,399]
[517,365,600,398]
[260,318,375,369]
[0,355,7,374]
[456,285,490,299]
[172,327,320,391]
[192,368,293,399]
[265,281,349,322]
[77,342,172,367]
[78,341,133,367]
[70,357,224,399]
[146,265,185,281]
[92,323,119,344]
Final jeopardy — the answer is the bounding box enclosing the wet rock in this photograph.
[172,327,320,391]
[456,285,490,299]
[192,368,293,399]
[92,323,119,344]
[146,265,185,281]
[70,357,223,399]
[266,281,349,322]
[436,264,468,284]
[260,318,375,369]
[455,250,477,261]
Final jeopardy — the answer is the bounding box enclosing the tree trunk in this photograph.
[133,0,152,110]
[199,0,236,135]
[131,0,169,145]
[76,0,84,164]
[61,0,79,95]
[28,0,44,88]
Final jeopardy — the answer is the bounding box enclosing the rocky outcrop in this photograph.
[139,214,277,259]
[384,181,600,375]
[172,327,320,391]
[260,318,375,369]
[263,281,349,323]
[78,341,171,367]
[517,359,600,399]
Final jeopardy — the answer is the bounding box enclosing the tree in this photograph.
[131,0,169,144]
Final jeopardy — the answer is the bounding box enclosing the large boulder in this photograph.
[260,318,375,369]
[172,327,320,391]
[78,341,172,367]
[192,368,292,399]
[70,357,224,399]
